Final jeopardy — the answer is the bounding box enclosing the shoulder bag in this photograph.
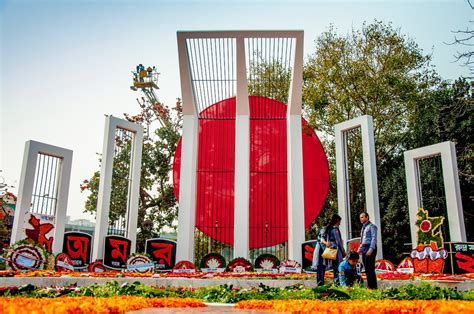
[321,227,338,260]
[322,247,338,260]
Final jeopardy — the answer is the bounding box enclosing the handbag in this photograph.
[322,247,338,260]
[321,227,338,260]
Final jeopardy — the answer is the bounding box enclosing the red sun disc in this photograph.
[173,96,329,248]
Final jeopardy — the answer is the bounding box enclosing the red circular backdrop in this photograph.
[173,96,329,248]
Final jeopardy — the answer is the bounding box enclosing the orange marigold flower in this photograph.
[0,296,205,313]
[236,300,474,313]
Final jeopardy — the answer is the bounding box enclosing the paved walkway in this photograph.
[128,304,283,313]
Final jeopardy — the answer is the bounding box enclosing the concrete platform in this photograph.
[1,276,473,291]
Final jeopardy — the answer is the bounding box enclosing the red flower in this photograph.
[420,220,431,233]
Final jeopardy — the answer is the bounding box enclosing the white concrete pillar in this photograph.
[335,115,382,260]
[335,128,351,249]
[10,140,73,254]
[127,122,144,254]
[404,141,466,248]
[287,31,305,263]
[233,35,250,259]
[92,116,143,261]
[176,32,199,262]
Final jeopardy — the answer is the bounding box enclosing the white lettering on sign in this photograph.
[454,244,468,251]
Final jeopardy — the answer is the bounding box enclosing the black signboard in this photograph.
[103,235,131,270]
[145,238,176,271]
[62,232,92,270]
[443,242,474,274]
[301,240,317,271]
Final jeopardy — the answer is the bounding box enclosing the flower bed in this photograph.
[2,269,474,285]
[1,283,473,313]
[235,299,474,313]
[0,269,320,279]
[0,296,205,313]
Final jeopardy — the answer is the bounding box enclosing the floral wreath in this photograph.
[254,254,280,270]
[55,253,74,272]
[88,260,107,272]
[226,257,253,272]
[279,259,301,269]
[200,253,226,269]
[173,260,196,271]
[375,259,396,272]
[3,240,48,271]
[126,253,154,273]
[397,257,414,270]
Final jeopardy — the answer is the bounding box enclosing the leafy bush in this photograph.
[381,282,464,300]
[0,281,472,302]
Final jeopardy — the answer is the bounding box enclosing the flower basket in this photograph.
[411,244,447,273]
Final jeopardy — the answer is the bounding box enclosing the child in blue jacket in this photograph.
[338,251,362,287]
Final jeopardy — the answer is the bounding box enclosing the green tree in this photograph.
[304,20,438,152]
[302,20,440,261]
[248,58,291,104]
[81,94,182,252]
[407,78,473,244]
[0,222,9,249]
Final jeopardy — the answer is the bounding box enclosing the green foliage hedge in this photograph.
[1,281,473,302]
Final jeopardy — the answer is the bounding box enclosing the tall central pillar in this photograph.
[233,35,250,259]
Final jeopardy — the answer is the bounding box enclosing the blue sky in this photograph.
[1,0,471,220]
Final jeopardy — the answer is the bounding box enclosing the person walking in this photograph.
[358,211,378,289]
[325,214,346,284]
[312,225,329,286]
